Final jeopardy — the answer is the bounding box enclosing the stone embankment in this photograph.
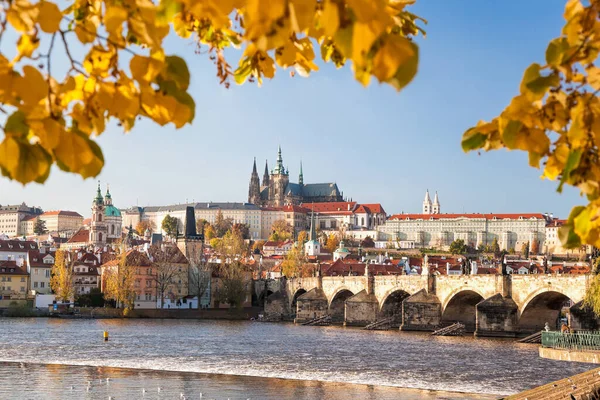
[505,367,600,399]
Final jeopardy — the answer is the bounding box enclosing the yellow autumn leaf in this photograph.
[0,137,51,184]
[54,129,95,172]
[173,13,191,38]
[75,19,97,44]
[289,0,316,33]
[14,65,48,106]
[83,46,114,78]
[6,0,39,32]
[38,1,63,33]
[15,34,40,61]
[352,22,382,61]
[130,55,165,83]
[320,0,339,37]
[372,36,414,82]
[104,6,128,36]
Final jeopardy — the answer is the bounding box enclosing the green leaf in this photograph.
[558,224,582,249]
[388,41,419,91]
[501,120,522,149]
[520,63,558,100]
[5,111,29,136]
[558,149,582,192]
[545,38,569,67]
[461,127,487,151]
[164,56,190,90]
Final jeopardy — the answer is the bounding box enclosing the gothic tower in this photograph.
[299,161,304,186]
[248,158,261,205]
[262,160,270,187]
[89,182,107,246]
[269,146,289,207]
[432,191,441,214]
[422,189,432,214]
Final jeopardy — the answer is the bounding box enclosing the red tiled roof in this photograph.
[41,210,83,217]
[389,213,546,221]
[0,240,38,252]
[82,218,91,225]
[320,259,403,276]
[0,261,28,275]
[67,228,89,243]
[101,249,151,267]
[355,203,386,215]
[546,219,567,227]
[261,205,310,213]
[20,215,37,222]
[302,202,357,213]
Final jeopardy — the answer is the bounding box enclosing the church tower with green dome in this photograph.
[104,185,123,240]
[89,182,107,246]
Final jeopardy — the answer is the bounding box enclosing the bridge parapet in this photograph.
[373,275,428,307]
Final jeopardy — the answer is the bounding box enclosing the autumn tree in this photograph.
[135,220,155,236]
[50,250,74,302]
[196,219,209,236]
[148,244,188,309]
[214,230,250,308]
[324,233,340,253]
[231,223,250,240]
[214,210,233,237]
[161,214,179,238]
[204,225,216,241]
[281,244,304,278]
[491,238,501,255]
[270,219,293,241]
[361,236,375,248]
[296,230,308,245]
[523,241,530,259]
[0,1,423,185]
[449,239,467,255]
[252,240,265,254]
[187,242,211,308]
[103,249,142,311]
[531,238,540,255]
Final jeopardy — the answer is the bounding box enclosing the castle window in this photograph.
[99,232,103,241]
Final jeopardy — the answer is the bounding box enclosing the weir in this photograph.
[262,274,594,337]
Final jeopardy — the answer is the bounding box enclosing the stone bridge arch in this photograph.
[441,289,486,332]
[328,287,355,323]
[436,276,502,312]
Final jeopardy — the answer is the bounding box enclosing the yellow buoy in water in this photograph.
[103,331,109,341]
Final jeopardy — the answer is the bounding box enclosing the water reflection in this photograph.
[0,362,492,400]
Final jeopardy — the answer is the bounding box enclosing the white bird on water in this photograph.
[106,378,111,383]
[70,386,74,390]
[158,387,162,392]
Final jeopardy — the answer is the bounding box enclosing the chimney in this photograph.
[446,262,450,275]
[347,203,350,211]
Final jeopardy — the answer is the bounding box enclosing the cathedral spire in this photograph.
[423,189,432,214]
[309,208,316,241]
[252,157,257,174]
[248,158,261,205]
[432,191,440,214]
[274,145,286,175]
[94,181,103,205]
[263,159,270,186]
[299,161,304,185]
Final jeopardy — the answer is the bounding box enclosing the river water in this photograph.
[0,318,593,399]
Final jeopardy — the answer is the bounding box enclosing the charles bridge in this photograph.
[258,271,594,337]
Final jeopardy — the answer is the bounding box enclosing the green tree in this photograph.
[523,241,530,259]
[448,239,467,255]
[33,218,48,235]
[509,247,516,255]
[196,219,209,236]
[161,214,179,238]
[491,238,501,255]
[361,236,375,248]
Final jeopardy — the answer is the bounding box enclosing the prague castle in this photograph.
[248,147,343,207]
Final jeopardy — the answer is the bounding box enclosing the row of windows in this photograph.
[0,277,26,282]
[0,286,25,292]
[33,281,45,288]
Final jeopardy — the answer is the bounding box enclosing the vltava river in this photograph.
[0,318,593,399]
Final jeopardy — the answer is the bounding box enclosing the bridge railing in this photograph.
[541,331,600,351]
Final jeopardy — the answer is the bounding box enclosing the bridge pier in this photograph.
[475,294,519,337]
[294,288,328,324]
[569,301,600,331]
[344,290,378,327]
[399,289,442,331]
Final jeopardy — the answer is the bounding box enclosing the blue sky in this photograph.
[0,0,583,218]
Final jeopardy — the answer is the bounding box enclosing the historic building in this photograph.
[0,203,43,237]
[89,184,123,246]
[248,147,344,207]
[422,190,441,214]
